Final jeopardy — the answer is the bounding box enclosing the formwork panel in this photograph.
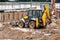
[4,13,9,22]
[56,11,60,19]
[14,12,19,19]
[9,12,14,21]
[1,13,4,22]
[19,11,23,19]
[0,11,28,22]
[0,13,2,22]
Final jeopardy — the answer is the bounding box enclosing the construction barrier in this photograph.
[0,11,27,22]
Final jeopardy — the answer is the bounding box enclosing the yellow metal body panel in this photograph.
[36,18,39,27]
[42,10,46,26]
[45,4,51,19]
[23,16,28,19]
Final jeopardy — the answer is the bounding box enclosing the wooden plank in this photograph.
[0,13,2,22]
[57,11,60,19]
[14,11,19,19]
[1,13,4,22]
[19,11,23,19]
[4,13,8,22]
[9,12,14,20]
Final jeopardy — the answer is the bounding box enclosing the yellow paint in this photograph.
[36,18,39,27]
[42,10,46,27]
[23,16,28,19]
[42,4,51,27]
[44,4,51,19]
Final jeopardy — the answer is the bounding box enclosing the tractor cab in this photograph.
[28,10,43,20]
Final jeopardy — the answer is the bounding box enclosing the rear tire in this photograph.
[29,21,36,29]
[19,21,24,28]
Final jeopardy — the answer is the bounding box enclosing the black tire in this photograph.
[29,21,36,29]
[19,21,24,28]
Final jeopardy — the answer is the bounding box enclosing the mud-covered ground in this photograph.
[0,19,60,40]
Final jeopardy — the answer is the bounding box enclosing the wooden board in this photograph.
[14,11,19,19]
[19,11,23,19]
[0,13,2,22]
[0,11,28,22]
[9,12,14,20]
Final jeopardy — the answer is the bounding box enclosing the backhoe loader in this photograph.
[18,4,52,28]
[10,4,52,29]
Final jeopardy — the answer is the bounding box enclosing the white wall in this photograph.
[0,4,31,10]
[0,2,51,10]
[55,3,60,9]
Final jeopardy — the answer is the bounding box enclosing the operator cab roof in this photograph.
[27,9,42,12]
[27,9,42,11]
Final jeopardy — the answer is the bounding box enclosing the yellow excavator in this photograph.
[10,4,52,28]
[18,4,52,28]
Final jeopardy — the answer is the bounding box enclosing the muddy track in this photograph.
[0,19,60,40]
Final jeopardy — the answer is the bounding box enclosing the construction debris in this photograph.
[0,18,59,40]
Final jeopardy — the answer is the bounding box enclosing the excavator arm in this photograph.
[42,4,52,26]
[46,9,52,24]
[46,5,52,24]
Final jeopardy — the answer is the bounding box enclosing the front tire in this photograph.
[19,21,24,28]
[29,21,36,29]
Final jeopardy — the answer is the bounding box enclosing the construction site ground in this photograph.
[0,19,60,40]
